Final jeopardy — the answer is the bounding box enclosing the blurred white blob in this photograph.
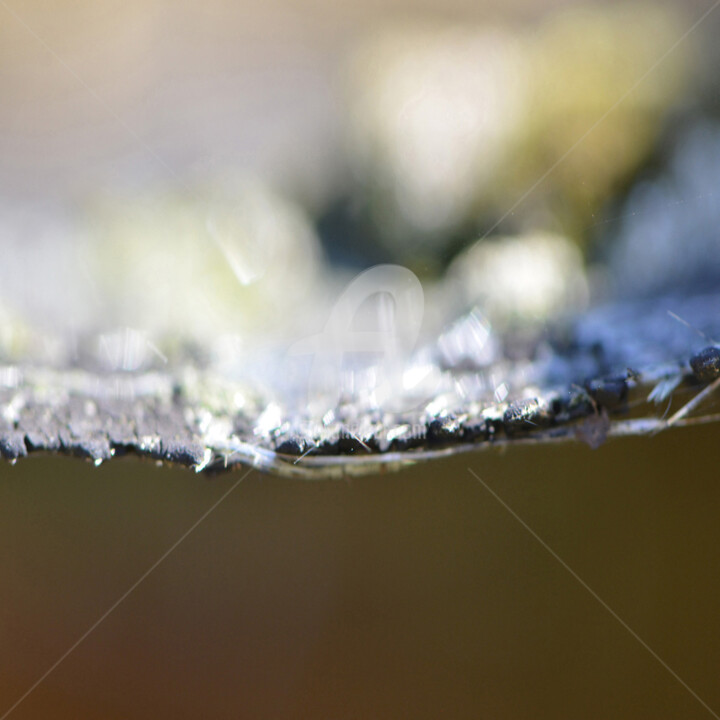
[83,180,323,340]
[448,233,589,324]
[346,25,527,245]
[254,403,283,438]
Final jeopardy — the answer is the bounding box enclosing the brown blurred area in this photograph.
[1,426,720,719]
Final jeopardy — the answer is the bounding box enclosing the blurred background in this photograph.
[1,0,719,343]
[2,0,720,717]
